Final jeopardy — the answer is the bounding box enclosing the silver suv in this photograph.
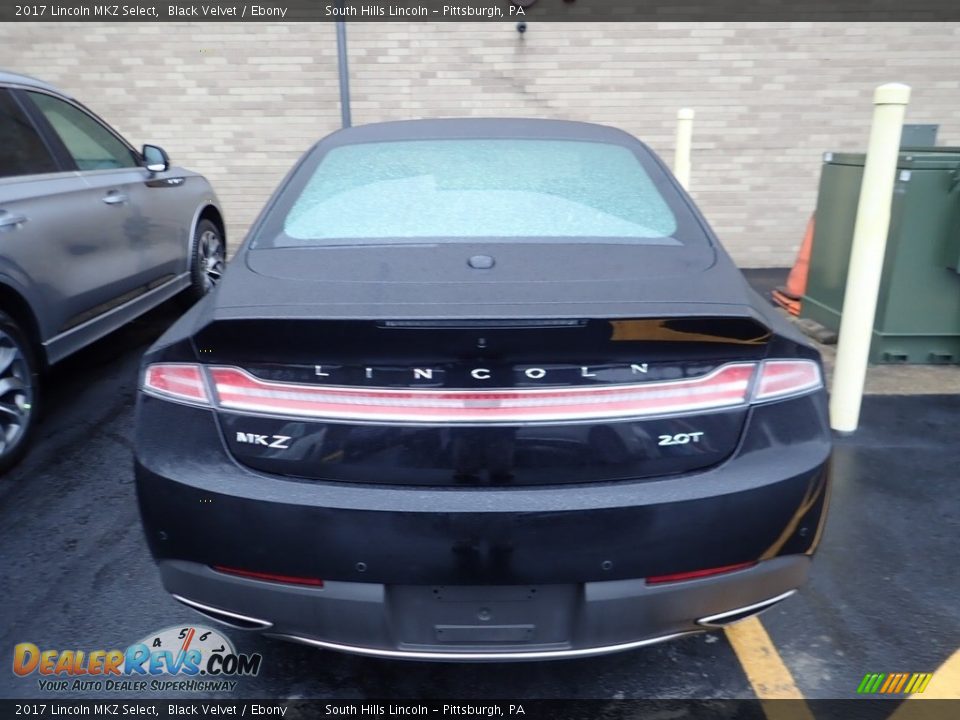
[0,71,226,471]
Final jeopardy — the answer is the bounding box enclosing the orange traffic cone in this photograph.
[772,215,814,316]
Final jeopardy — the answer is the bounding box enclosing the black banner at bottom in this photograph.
[1,700,957,720]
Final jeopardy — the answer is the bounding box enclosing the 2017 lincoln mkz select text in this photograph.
[135,119,831,660]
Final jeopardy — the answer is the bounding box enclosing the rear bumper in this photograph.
[160,555,808,661]
[135,393,830,658]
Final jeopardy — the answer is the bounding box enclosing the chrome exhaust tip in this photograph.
[171,594,273,631]
[696,589,797,628]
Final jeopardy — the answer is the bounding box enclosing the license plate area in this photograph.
[388,585,578,647]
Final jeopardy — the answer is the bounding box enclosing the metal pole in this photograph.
[336,20,352,128]
[829,83,911,433]
[673,108,694,190]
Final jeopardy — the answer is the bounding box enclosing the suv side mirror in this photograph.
[142,144,170,173]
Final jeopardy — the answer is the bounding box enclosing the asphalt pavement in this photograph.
[0,284,957,702]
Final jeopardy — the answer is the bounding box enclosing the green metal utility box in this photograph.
[802,148,960,364]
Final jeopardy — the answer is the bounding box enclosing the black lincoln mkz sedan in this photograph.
[135,119,831,660]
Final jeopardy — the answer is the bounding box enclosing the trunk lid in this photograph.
[194,315,770,487]
[208,244,761,321]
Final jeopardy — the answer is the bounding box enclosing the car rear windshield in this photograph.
[255,138,699,247]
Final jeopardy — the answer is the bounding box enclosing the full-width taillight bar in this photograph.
[207,364,756,424]
[142,359,822,424]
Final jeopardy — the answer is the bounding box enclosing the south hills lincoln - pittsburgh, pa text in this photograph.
[324,4,521,17]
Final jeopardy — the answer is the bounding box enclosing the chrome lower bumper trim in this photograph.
[696,589,797,628]
[172,594,274,630]
[265,630,696,661]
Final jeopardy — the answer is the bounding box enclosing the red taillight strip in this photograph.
[208,363,757,424]
[646,561,757,585]
[212,565,324,587]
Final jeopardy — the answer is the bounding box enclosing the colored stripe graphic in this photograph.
[863,673,885,694]
[903,674,921,693]
[857,673,931,694]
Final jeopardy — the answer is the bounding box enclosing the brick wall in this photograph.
[3,22,959,266]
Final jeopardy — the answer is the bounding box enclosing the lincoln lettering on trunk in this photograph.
[311,364,651,382]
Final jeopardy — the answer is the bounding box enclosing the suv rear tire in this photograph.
[0,311,38,474]
[185,218,226,304]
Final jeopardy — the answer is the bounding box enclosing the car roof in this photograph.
[0,70,67,96]
[321,118,643,147]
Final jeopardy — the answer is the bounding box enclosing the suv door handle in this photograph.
[0,211,28,229]
[102,192,128,205]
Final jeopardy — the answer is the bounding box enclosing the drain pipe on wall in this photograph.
[829,83,911,433]
[336,20,352,128]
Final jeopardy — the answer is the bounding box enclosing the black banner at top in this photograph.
[0,700,958,719]
[2,0,959,22]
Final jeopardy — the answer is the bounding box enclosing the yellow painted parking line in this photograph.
[889,648,960,707]
[724,616,815,720]
[918,648,960,698]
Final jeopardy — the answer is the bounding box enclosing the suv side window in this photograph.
[0,89,59,178]
[27,91,139,172]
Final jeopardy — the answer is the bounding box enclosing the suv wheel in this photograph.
[0,311,37,474]
[186,218,226,303]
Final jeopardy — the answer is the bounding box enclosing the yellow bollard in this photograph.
[829,83,911,433]
[673,108,694,190]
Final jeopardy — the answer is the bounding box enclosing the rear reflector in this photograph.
[754,360,822,401]
[212,566,325,587]
[143,364,209,405]
[646,561,757,585]
[207,363,757,424]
